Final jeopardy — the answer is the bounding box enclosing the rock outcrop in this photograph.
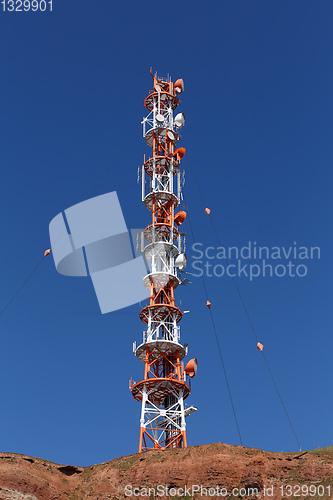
[0,443,332,499]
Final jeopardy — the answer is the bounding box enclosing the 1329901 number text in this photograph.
[1,0,52,11]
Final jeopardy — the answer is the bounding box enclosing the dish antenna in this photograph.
[174,253,187,270]
[174,112,185,128]
[174,78,184,94]
[156,113,164,124]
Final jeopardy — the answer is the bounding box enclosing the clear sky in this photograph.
[0,0,332,467]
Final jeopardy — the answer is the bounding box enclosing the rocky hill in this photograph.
[0,443,332,500]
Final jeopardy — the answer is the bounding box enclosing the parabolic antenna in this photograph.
[174,112,185,128]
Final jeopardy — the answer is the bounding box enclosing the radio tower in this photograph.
[130,71,198,452]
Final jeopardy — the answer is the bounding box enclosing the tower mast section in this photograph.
[130,72,197,451]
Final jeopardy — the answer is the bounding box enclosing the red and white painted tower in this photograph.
[130,71,198,452]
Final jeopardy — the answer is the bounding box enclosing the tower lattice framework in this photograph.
[130,72,197,452]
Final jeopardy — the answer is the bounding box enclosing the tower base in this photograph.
[138,384,187,452]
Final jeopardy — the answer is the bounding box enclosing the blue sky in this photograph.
[0,0,332,466]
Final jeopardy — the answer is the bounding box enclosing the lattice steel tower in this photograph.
[130,71,198,452]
